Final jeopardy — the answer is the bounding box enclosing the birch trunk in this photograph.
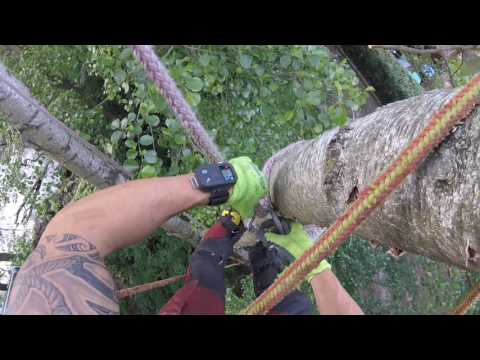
[269,88,480,271]
[0,62,200,244]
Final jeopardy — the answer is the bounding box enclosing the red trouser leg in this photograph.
[159,223,230,315]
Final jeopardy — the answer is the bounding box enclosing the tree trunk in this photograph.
[338,45,424,104]
[326,46,381,118]
[268,88,480,271]
[0,62,131,188]
[0,61,201,244]
[0,253,13,262]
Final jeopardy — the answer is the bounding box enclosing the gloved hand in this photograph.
[193,211,245,265]
[265,222,331,283]
[160,212,245,315]
[226,156,267,219]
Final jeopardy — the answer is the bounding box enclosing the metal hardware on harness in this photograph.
[248,206,291,249]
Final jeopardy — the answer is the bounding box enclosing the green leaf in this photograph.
[132,126,143,136]
[280,55,291,68]
[125,139,137,148]
[306,91,323,106]
[123,159,139,172]
[139,165,157,178]
[283,110,295,122]
[303,79,314,91]
[254,65,265,77]
[143,150,158,164]
[139,135,154,146]
[114,69,126,85]
[174,135,186,145]
[186,77,204,92]
[104,143,113,155]
[239,54,252,69]
[110,130,123,144]
[146,115,160,127]
[126,149,138,159]
[219,66,229,77]
[199,54,210,66]
[260,87,270,97]
[186,92,201,107]
[111,119,120,130]
[333,107,348,126]
[152,94,167,111]
[269,83,279,92]
[165,118,180,130]
[308,54,321,68]
[313,124,323,134]
[120,47,132,60]
[128,113,136,122]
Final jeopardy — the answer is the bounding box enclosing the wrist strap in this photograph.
[208,186,231,206]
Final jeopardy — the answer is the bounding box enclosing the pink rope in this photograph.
[130,45,223,163]
[130,46,323,246]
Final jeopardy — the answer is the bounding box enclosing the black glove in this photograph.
[193,211,245,266]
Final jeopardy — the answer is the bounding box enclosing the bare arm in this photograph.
[310,269,364,315]
[7,175,209,315]
[44,174,208,257]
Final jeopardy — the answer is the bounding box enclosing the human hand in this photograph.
[193,210,245,265]
[265,222,331,282]
[226,156,267,219]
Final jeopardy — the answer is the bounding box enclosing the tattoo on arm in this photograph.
[6,234,119,315]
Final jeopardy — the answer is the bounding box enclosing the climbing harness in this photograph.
[128,46,480,314]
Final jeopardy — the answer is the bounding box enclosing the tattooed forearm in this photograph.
[6,234,119,315]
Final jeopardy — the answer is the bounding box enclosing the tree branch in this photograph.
[369,45,480,55]
[443,56,456,88]
[0,60,204,244]
[14,198,26,225]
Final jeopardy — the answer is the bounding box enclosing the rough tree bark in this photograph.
[269,88,480,271]
[0,61,201,245]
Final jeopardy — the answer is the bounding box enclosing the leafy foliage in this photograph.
[106,229,192,314]
[330,236,480,315]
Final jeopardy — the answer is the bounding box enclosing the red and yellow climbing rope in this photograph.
[242,74,480,315]
[453,283,480,315]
